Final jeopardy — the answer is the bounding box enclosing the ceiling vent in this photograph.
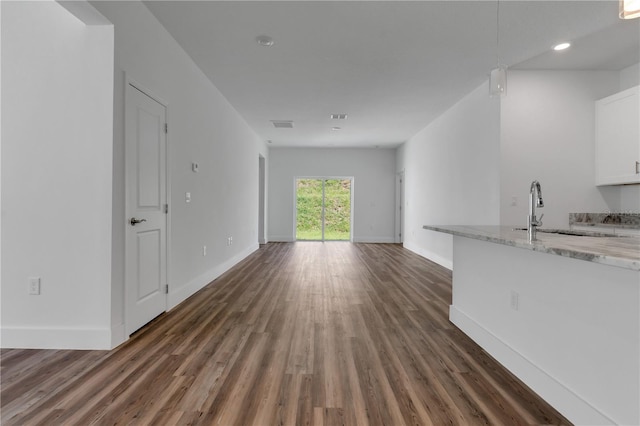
[330,114,348,120]
[271,120,294,128]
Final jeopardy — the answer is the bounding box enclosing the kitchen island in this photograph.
[423,225,639,425]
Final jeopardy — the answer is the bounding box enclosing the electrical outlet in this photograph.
[29,277,41,295]
[185,192,191,203]
[230,236,233,245]
[203,245,207,256]
[510,290,519,311]
[511,196,518,206]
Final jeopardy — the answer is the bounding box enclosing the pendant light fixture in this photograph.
[620,0,640,19]
[490,0,507,97]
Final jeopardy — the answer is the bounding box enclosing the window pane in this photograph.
[323,179,351,241]
[296,179,323,240]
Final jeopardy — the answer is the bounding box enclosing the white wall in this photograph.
[268,148,395,243]
[92,1,268,345]
[620,62,639,91]
[500,70,628,229]
[396,82,501,269]
[0,1,3,346]
[1,2,115,349]
[618,63,640,212]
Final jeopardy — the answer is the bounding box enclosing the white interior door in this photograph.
[125,83,167,335]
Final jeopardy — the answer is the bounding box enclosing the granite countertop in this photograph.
[423,225,640,271]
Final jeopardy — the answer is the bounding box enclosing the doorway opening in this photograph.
[258,155,266,244]
[296,178,352,241]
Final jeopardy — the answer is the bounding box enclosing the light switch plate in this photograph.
[29,277,41,295]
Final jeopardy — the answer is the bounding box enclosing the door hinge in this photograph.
[164,123,168,134]
[164,204,169,214]
[165,284,169,294]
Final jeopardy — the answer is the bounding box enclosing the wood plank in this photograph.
[0,242,571,425]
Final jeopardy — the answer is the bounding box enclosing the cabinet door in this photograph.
[595,86,640,186]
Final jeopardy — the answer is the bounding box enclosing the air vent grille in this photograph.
[271,120,294,129]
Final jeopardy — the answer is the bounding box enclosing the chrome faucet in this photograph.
[527,180,544,242]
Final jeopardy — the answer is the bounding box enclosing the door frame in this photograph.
[258,155,266,244]
[395,170,405,244]
[124,74,171,335]
[293,176,354,242]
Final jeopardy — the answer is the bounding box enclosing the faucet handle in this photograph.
[536,214,544,227]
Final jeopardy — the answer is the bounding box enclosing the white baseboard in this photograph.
[449,306,614,425]
[402,241,453,270]
[352,236,396,243]
[1,326,113,350]
[269,236,396,243]
[267,235,295,242]
[167,243,259,311]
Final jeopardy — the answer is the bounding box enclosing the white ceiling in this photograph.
[143,1,639,148]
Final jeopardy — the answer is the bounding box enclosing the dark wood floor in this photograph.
[1,242,570,425]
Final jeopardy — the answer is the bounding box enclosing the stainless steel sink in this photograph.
[512,228,618,237]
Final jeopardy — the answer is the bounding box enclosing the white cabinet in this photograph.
[595,85,640,186]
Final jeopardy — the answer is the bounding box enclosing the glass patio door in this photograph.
[296,178,351,241]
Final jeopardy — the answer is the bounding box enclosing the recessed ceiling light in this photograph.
[256,35,274,47]
[553,42,571,51]
[331,127,341,131]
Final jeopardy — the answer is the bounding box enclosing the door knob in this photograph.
[130,217,147,226]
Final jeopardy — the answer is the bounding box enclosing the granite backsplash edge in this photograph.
[569,213,640,229]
